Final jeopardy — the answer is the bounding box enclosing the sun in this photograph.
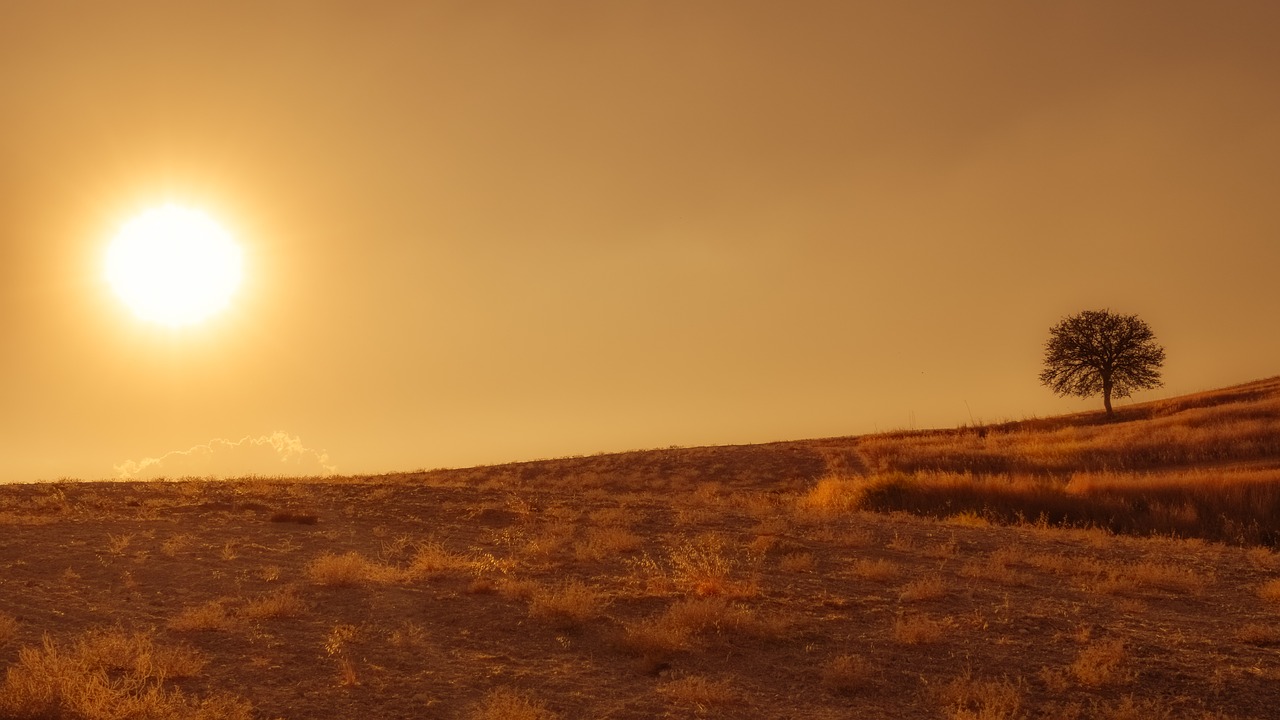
[106,204,243,327]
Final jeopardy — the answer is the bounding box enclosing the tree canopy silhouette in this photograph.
[1039,309,1165,416]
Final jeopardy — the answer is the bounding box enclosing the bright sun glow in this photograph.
[106,204,243,327]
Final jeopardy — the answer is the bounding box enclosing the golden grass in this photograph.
[0,629,251,720]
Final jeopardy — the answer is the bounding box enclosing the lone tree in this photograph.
[1039,309,1165,417]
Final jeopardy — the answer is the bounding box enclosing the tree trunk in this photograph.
[1103,379,1114,416]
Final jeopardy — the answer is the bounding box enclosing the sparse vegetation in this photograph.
[0,377,1277,717]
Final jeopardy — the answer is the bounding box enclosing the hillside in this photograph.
[0,377,1278,718]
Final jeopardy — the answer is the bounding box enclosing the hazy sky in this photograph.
[3,1,1279,481]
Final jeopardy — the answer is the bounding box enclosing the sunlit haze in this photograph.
[106,204,242,327]
[3,2,1279,482]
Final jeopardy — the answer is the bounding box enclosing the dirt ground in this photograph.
[1,475,1278,719]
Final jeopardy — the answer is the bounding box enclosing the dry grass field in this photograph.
[1,377,1279,718]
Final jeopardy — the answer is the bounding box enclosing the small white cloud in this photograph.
[114,432,338,479]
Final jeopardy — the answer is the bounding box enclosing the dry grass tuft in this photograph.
[1070,638,1129,686]
[307,551,376,586]
[408,541,471,579]
[892,614,949,644]
[937,672,1023,720]
[622,596,785,656]
[0,613,17,646]
[1097,562,1208,595]
[795,475,863,516]
[528,581,609,628]
[169,599,237,632]
[1257,579,1280,603]
[899,574,947,602]
[467,687,559,720]
[657,675,736,712]
[851,558,899,582]
[1235,622,1280,646]
[576,526,643,561]
[820,654,872,695]
[0,629,251,720]
[669,536,754,597]
[243,586,306,620]
[778,552,816,573]
[269,510,319,524]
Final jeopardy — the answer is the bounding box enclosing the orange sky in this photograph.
[3,1,1279,481]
